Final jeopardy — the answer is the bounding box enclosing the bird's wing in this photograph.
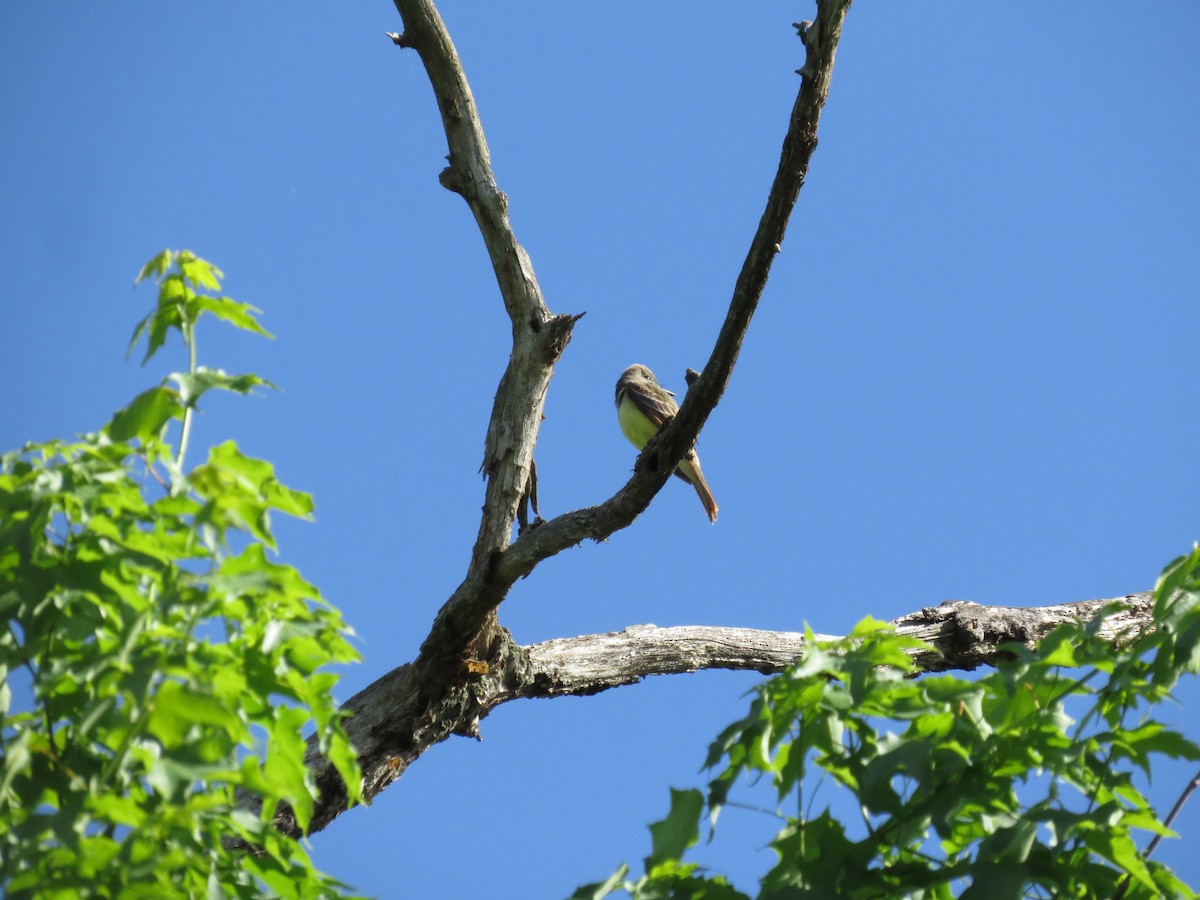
[624,377,679,428]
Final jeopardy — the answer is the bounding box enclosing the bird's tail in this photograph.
[677,452,718,524]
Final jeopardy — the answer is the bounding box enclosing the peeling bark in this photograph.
[286,590,1152,837]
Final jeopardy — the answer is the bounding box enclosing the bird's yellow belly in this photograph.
[618,394,659,450]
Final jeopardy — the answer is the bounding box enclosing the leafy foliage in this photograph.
[0,251,362,898]
[579,553,1200,899]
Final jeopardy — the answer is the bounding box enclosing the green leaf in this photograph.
[134,249,174,285]
[1174,611,1200,674]
[1114,722,1200,768]
[1155,546,1200,616]
[204,441,314,518]
[645,788,703,869]
[194,295,273,338]
[976,819,1038,865]
[567,865,630,900]
[1036,627,1081,667]
[1081,828,1157,893]
[146,680,241,747]
[179,254,224,292]
[189,441,314,547]
[960,861,1033,900]
[105,386,184,442]
[170,368,276,407]
[266,706,316,831]
[762,813,855,895]
[133,272,189,365]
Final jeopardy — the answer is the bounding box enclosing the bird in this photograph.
[615,363,718,523]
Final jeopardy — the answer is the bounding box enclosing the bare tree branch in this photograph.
[390,0,855,645]
[520,592,1155,695]
[248,0,862,843]
[377,0,851,802]
[388,0,582,680]
[276,590,1153,838]
[525,625,814,695]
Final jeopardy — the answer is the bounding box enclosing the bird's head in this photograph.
[621,363,657,383]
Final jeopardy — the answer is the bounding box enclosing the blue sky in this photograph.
[3,2,1199,896]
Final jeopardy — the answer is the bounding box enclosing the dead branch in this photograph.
[239,0,860,843]
[280,589,1152,837]
[337,0,856,844]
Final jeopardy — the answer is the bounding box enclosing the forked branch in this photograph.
[263,0,859,838]
[386,0,854,703]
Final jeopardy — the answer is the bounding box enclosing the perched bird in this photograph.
[615,363,718,523]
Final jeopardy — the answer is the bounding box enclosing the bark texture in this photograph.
[288,586,1152,836]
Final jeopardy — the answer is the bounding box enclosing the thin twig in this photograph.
[1113,766,1200,900]
[1153,767,1200,852]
